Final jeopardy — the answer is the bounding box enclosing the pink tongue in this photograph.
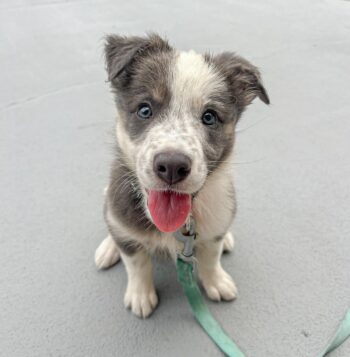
[148,191,192,233]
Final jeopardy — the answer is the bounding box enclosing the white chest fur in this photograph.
[192,161,235,241]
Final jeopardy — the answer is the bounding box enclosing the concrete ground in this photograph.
[1,0,350,356]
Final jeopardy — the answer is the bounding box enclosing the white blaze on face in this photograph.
[172,50,225,109]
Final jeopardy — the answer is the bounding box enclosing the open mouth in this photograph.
[147,190,192,233]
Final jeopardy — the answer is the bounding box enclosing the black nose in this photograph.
[153,151,191,185]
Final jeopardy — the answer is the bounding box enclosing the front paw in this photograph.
[200,267,237,301]
[124,284,158,318]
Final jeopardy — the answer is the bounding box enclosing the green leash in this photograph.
[174,217,245,357]
[318,309,350,357]
[176,258,245,357]
[175,217,350,357]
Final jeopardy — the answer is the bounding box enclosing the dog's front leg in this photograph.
[121,248,158,318]
[196,239,237,301]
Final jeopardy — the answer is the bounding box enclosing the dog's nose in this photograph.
[153,151,191,185]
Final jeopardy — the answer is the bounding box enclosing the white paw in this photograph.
[95,235,120,269]
[223,231,235,253]
[124,285,158,318]
[201,267,237,301]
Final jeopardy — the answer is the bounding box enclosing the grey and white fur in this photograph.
[95,34,269,318]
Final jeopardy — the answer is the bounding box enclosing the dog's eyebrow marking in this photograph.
[151,82,169,103]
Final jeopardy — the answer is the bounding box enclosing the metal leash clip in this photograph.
[174,215,197,266]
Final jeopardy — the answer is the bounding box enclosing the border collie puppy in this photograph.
[95,34,269,318]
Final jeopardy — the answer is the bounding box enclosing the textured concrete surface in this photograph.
[1,0,350,356]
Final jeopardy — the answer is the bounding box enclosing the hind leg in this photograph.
[95,235,121,269]
[222,231,235,253]
[95,186,120,269]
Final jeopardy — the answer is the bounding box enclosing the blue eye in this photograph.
[137,104,152,119]
[202,110,218,125]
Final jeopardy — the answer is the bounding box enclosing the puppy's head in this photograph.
[105,34,269,232]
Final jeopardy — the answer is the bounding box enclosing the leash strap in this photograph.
[176,258,246,357]
[319,309,350,356]
[177,257,350,357]
[175,219,349,356]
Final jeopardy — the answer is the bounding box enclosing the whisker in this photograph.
[235,115,269,134]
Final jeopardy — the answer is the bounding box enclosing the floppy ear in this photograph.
[104,34,171,83]
[213,52,270,108]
